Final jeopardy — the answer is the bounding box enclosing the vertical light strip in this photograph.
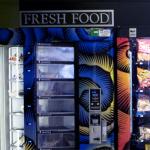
[0,46,3,150]
[0,46,6,150]
[5,46,9,150]
[129,51,133,133]
[0,46,9,150]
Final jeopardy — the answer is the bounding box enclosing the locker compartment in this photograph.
[10,130,24,147]
[37,64,74,79]
[36,46,74,62]
[11,98,24,113]
[37,81,74,96]
[10,147,24,150]
[9,64,23,81]
[37,99,74,114]
[38,133,75,148]
[9,81,24,98]
[40,147,75,150]
[11,114,24,130]
[9,47,23,64]
[38,116,74,130]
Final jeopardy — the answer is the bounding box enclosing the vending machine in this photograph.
[0,46,24,150]
[117,35,150,150]
[130,38,150,150]
[0,27,115,150]
[0,44,77,150]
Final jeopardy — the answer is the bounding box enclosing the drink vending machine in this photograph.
[0,28,115,150]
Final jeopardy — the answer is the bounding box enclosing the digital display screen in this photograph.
[90,89,101,111]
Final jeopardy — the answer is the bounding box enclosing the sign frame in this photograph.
[20,10,114,27]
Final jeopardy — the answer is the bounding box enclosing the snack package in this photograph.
[139,127,150,142]
[137,94,150,116]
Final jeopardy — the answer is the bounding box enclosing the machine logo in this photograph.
[20,10,114,27]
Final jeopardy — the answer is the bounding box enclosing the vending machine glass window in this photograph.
[36,44,76,149]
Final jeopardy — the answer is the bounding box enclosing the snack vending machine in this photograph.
[131,38,150,150]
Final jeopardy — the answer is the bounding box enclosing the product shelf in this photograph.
[9,47,24,150]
